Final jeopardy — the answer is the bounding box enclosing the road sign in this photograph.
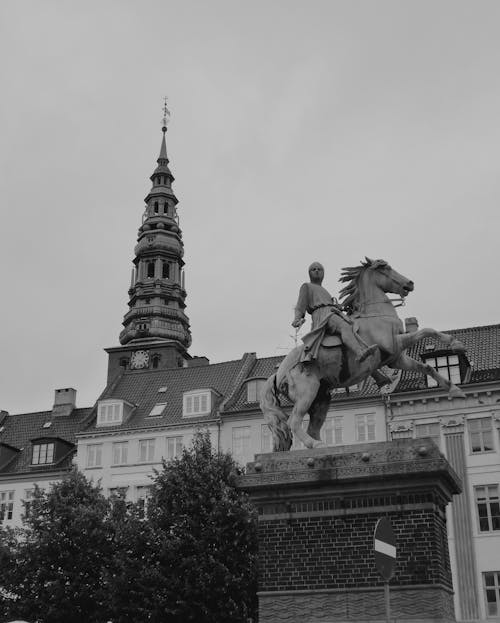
[374,517,396,581]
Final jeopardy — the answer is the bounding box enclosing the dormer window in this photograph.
[183,390,212,417]
[422,351,469,387]
[246,379,266,403]
[32,442,55,465]
[97,401,123,426]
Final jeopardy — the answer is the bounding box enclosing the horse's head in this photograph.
[339,257,414,313]
[363,257,414,299]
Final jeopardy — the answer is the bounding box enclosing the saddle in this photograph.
[321,334,342,348]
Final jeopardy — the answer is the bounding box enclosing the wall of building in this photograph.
[390,385,500,622]
[76,423,219,501]
[0,472,68,527]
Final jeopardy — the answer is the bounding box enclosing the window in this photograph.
[97,401,123,426]
[147,261,155,278]
[261,424,273,452]
[484,571,500,617]
[136,485,152,518]
[112,442,128,465]
[152,354,161,369]
[183,391,211,417]
[32,442,55,465]
[425,354,461,387]
[246,379,266,403]
[0,491,14,522]
[23,489,34,517]
[119,357,129,369]
[355,413,376,442]
[415,422,441,449]
[109,486,128,498]
[163,203,169,215]
[323,416,343,445]
[232,426,251,464]
[391,425,413,440]
[86,443,103,468]
[154,201,159,213]
[149,403,166,417]
[475,485,500,532]
[162,262,170,279]
[166,436,183,460]
[139,439,155,463]
[469,418,494,453]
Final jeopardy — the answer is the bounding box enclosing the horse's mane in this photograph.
[339,257,387,314]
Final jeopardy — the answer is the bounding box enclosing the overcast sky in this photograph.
[1,0,499,414]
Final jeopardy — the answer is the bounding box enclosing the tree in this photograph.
[0,470,114,623]
[146,430,258,623]
[0,433,258,623]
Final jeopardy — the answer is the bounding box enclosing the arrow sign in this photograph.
[374,517,396,581]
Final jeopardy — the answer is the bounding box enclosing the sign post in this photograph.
[374,517,397,623]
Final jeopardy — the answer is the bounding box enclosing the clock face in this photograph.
[131,350,150,369]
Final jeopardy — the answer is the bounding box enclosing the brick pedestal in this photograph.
[238,439,461,623]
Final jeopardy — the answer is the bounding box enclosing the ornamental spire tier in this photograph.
[118,108,192,354]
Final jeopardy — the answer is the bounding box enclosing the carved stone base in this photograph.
[259,585,456,622]
[237,439,461,623]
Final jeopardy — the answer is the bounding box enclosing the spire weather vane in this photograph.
[162,96,171,130]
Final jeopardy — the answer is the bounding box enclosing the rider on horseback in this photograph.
[292,262,378,364]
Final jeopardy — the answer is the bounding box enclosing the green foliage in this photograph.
[147,430,258,622]
[0,432,258,623]
[0,470,114,623]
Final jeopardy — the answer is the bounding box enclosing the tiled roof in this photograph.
[0,408,93,475]
[394,323,500,393]
[82,357,248,433]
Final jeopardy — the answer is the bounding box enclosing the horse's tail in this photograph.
[259,373,292,452]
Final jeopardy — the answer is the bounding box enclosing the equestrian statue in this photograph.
[260,258,466,451]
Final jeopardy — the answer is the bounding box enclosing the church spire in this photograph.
[118,102,191,355]
[159,97,169,160]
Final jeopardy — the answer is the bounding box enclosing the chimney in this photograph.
[52,388,77,417]
[405,317,419,333]
[187,356,210,368]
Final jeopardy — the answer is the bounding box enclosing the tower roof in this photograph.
[118,104,191,353]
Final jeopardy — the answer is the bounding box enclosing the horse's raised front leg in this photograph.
[392,353,466,399]
[398,327,466,352]
[287,366,323,449]
[307,382,330,444]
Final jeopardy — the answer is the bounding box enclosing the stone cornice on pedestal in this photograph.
[238,439,461,501]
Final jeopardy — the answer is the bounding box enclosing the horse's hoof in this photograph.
[449,387,466,399]
[450,339,466,352]
[312,440,326,449]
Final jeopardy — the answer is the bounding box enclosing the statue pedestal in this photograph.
[238,439,461,623]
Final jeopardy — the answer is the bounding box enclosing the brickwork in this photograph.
[259,506,451,592]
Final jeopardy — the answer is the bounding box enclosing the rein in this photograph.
[353,297,405,319]
[361,298,406,308]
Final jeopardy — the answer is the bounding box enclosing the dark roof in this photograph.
[0,408,93,475]
[82,356,250,433]
[394,323,500,393]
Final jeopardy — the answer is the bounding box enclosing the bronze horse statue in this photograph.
[260,258,466,451]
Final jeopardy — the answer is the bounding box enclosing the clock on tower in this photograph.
[130,350,150,369]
